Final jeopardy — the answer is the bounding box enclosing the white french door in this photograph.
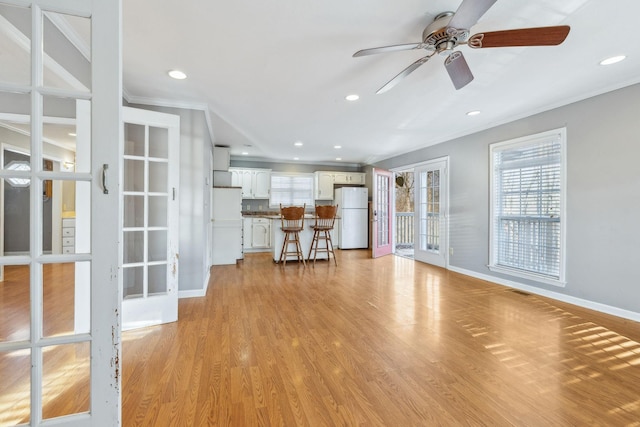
[0,0,121,425]
[414,158,448,267]
[121,107,179,331]
[372,168,393,258]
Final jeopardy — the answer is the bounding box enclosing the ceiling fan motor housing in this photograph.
[422,12,469,55]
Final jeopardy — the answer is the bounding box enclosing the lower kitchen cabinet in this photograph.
[251,218,271,248]
[243,217,271,252]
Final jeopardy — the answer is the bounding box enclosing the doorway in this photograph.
[394,169,415,259]
[414,158,448,267]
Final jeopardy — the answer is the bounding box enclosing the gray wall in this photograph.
[374,82,640,316]
[130,103,213,292]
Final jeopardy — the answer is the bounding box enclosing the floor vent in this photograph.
[510,289,531,297]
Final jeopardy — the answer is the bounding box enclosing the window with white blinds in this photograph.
[269,173,314,207]
[489,128,566,285]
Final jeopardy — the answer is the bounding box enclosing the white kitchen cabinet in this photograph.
[334,172,365,185]
[314,171,366,200]
[251,218,271,248]
[253,169,271,199]
[62,218,76,254]
[230,168,271,199]
[346,172,366,185]
[243,217,271,252]
[213,146,230,171]
[314,171,334,200]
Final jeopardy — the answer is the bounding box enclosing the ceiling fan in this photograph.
[353,0,570,93]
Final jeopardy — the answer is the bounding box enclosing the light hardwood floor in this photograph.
[2,251,640,425]
[123,250,640,426]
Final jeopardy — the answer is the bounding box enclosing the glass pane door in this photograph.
[0,1,121,424]
[372,168,393,258]
[122,107,179,330]
[414,159,448,267]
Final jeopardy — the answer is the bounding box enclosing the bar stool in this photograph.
[307,204,338,266]
[278,203,306,266]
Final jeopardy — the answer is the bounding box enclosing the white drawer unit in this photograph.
[62,218,76,254]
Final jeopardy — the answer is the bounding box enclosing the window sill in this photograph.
[488,265,566,287]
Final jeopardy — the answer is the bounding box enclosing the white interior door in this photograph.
[414,158,448,267]
[372,168,393,258]
[122,107,180,330]
[0,0,121,424]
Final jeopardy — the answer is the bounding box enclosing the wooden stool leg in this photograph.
[279,231,289,265]
[295,232,306,266]
[326,231,337,266]
[307,230,317,261]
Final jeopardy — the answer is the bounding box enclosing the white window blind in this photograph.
[270,173,314,207]
[490,129,565,283]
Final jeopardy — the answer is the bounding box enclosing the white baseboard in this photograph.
[448,265,640,323]
[178,289,206,299]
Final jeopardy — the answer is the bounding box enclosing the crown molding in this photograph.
[123,92,216,147]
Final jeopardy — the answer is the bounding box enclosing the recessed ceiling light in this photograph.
[294,141,303,147]
[68,132,76,136]
[168,70,187,80]
[466,110,481,116]
[599,55,626,66]
[335,157,342,161]
[293,157,299,160]
[345,94,359,101]
[241,151,249,155]
[334,145,342,149]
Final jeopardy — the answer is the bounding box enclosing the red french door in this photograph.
[372,168,393,258]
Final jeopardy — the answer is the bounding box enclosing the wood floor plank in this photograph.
[3,251,640,425]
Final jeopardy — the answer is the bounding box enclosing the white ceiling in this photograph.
[120,0,638,165]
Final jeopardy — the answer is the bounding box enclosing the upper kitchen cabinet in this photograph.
[213,146,231,171]
[334,172,365,185]
[230,167,271,199]
[314,171,366,200]
[315,171,335,200]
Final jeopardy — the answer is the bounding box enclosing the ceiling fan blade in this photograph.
[376,55,432,94]
[353,43,422,57]
[444,51,474,90]
[448,0,497,30]
[468,25,570,48]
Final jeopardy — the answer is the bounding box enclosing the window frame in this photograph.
[269,172,314,208]
[489,127,567,286]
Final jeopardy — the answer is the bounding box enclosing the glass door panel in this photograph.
[122,107,179,330]
[414,159,448,267]
[42,11,91,93]
[0,348,31,425]
[372,168,393,258]
[0,264,30,343]
[0,3,31,86]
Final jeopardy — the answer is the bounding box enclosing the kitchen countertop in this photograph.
[244,213,340,220]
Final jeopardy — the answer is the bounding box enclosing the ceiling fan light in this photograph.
[168,69,187,79]
[345,94,359,101]
[599,55,626,66]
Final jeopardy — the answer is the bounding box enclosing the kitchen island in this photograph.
[248,214,338,262]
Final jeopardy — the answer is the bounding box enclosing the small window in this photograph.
[489,128,566,285]
[5,160,31,187]
[269,173,314,208]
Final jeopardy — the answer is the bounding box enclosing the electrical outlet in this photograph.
[258,205,263,210]
[247,204,251,210]
[449,247,454,256]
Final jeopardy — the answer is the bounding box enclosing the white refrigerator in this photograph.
[335,187,368,249]
[211,187,243,265]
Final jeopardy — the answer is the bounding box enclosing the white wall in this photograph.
[374,82,640,319]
